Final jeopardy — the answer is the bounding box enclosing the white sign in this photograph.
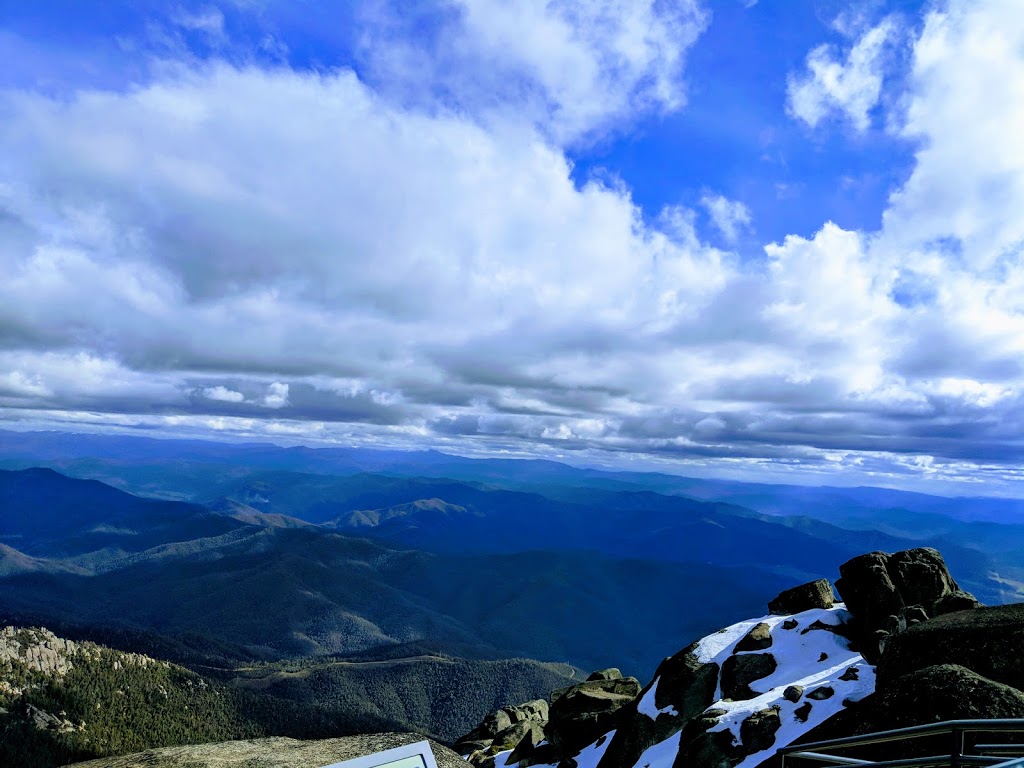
[320,740,440,768]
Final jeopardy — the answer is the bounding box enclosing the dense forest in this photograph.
[0,627,573,768]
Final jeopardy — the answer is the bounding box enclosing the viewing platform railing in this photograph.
[779,719,1024,768]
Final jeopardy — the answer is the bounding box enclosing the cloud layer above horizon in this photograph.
[2,0,1024,492]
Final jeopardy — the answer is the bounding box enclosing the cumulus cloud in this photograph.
[263,382,290,409]
[2,1,1024,490]
[358,0,708,143]
[701,193,752,243]
[202,385,245,403]
[787,16,899,132]
[881,0,1024,269]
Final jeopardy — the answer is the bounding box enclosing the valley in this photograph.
[2,430,1023,767]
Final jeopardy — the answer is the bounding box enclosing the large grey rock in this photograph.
[675,716,741,768]
[721,653,777,700]
[505,699,549,724]
[505,721,548,766]
[877,603,1024,691]
[768,580,835,615]
[734,622,773,652]
[654,642,720,716]
[739,706,781,754]
[871,664,1024,728]
[587,668,623,682]
[550,675,641,707]
[62,734,466,768]
[457,709,512,745]
[456,697,550,754]
[835,548,978,662]
[492,720,544,751]
[887,549,960,608]
[597,646,718,768]
[547,675,641,755]
[835,552,903,641]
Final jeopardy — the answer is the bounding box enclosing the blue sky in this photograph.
[1,0,921,246]
[2,0,1024,494]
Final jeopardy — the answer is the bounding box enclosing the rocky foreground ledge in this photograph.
[63,733,465,768]
[455,547,1019,768]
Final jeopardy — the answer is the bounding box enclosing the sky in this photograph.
[1,0,1023,494]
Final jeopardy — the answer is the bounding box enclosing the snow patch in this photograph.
[636,676,678,720]
[704,605,874,768]
[515,730,616,768]
[501,604,874,768]
[633,729,682,768]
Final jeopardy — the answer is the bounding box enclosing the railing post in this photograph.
[951,725,962,768]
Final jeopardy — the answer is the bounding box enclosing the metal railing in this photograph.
[779,719,1024,768]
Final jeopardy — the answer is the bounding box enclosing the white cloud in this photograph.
[787,16,898,132]
[171,6,226,38]
[263,381,289,409]
[881,0,1024,270]
[3,0,1024,489]
[202,385,245,403]
[701,193,752,243]
[0,371,52,399]
[358,0,708,144]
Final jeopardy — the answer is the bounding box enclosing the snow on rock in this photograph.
[502,730,616,768]
[461,605,874,768]
[633,729,682,768]
[636,676,678,720]
[704,604,874,768]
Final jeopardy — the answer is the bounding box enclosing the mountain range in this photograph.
[2,430,1024,767]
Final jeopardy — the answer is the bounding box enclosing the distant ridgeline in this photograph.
[3,546,1023,768]
[456,547,1024,768]
[2,448,1024,768]
[2,465,1021,681]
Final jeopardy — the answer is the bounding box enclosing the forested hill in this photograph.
[0,626,574,768]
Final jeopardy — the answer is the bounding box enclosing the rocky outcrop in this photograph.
[876,603,1024,691]
[456,669,641,768]
[456,697,552,767]
[62,734,465,768]
[734,623,773,652]
[871,664,1024,726]
[721,653,777,700]
[0,627,83,677]
[456,547,1002,768]
[547,670,642,754]
[593,646,719,768]
[834,548,979,662]
[768,580,834,615]
[0,625,165,705]
[460,604,872,768]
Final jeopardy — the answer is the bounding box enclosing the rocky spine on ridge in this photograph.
[455,547,992,768]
